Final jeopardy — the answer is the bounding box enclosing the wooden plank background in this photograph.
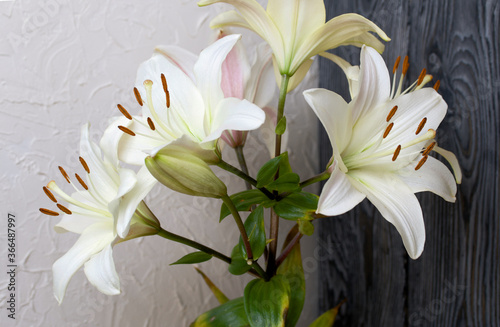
[317,0,500,326]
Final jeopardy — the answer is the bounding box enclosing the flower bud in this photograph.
[116,201,161,244]
[146,148,227,198]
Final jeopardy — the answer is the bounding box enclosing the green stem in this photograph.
[157,228,231,264]
[221,195,253,261]
[251,262,269,281]
[218,160,274,199]
[274,74,290,158]
[299,171,331,188]
[235,146,252,191]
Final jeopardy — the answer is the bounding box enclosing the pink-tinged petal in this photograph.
[52,222,115,304]
[154,45,198,81]
[202,98,265,143]
[194,34,241,124]
[84,244,120,296]
[219,31,250,99]
[303,88,350,172]
[399,156,457,202]
[349,171,426,259]
[316,163,366,216]
[115,166,158,238]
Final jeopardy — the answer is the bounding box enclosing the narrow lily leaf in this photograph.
[298,219,315,236]
[277,225,305,327]
[239,206,266,260]
[190,297,249,327]
[266,172,301,193]
[275,116,287,135]
[274,192,319,220]
[244,275,291,327]
[308,300,345,327]
[170,251,212,265]
[220,189,269,221]
[229,245,252,275]
[195,267,229,304]
[256,155,282,188]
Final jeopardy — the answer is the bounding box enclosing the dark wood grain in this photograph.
[317,1,500,326]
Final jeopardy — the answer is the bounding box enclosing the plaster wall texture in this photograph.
[0,0,320,326]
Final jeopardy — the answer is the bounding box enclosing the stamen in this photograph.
[147,117,156,131]
[402,56,409,75]
[392,145,402,161]
[118,125,136,136]
[43,186,57,203]
[79,156,90,174]
[48,181,111,217]
[415,155,429,170]
[433,80,441,91]
[417,68,427,86]
[133,87,143,106]
[166,91,171,108]
[416,117,427,135]
[161,73,168,93]
[386,105,398,122]
[57,204,72,215]
[383,122,394,139]
[393,56,401,74]
[58,166,70,183]
[117,104,133,120]
[75,173,88,190]
[40,208,59,216]
[422,141,436,156]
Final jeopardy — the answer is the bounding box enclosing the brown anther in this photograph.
[133,87,143,106]
[166,91,170,108]
[75,173,88,190]
[79,156,90,174]
[433,80,441,91]
[422,141,436,156]
[58,166,71,183]
[393,56,401,74]
[40,208,59,216]
[43,186,57,203]
[417,68,427,86]
[415,117,427,135]
[57,204,72,215]
[415,155,429,170]
[117,104,132,120]
[383,122,394,139]
[147,117,156,131]
[386,105,398,122]
[161,73,168,93]
[118,125,136,136]
[402,56,410,75]
[392,145,402,161]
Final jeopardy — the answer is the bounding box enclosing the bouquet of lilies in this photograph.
[40,0,461,325]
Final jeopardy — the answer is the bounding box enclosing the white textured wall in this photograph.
[0,0,319,326]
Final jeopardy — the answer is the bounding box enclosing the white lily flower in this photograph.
[198,0,390,86]
[304,46,461,259]
[113,34,265,166]
[40,124,159,304]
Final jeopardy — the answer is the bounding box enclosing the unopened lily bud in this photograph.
[116,201,161,244]
[145,149,227,198]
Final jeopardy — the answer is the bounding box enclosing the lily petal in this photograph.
[319,51,360,99]
[53,222,115,304]
[434,145,462,184]
[209,10,252,30]
[349,171,426,259]
[219,31,251,99]
[317,163,366,216]
[100,117,131,167]
[154,45,198,81]
[246,43,275,108]
[400,156,457,202]
[108,167,137,222]
[84,244,120,296]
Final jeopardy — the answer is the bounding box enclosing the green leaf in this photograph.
[195,268,229,304]
[275,116,287,135]
[277,152,293,176]
[229,245,252,275]
[277,225,305,327]
[298,219,315,236]
[239,206,266,260]
[266,172,301,193]
[244,275,290,327]
[190,297,249,327]
[308,300,345,327]
[220,189,269,221]
[274,192,319,220]
[170,252,212,265]
[256,156,282,188]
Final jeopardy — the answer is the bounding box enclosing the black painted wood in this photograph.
[317,1,500,326]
